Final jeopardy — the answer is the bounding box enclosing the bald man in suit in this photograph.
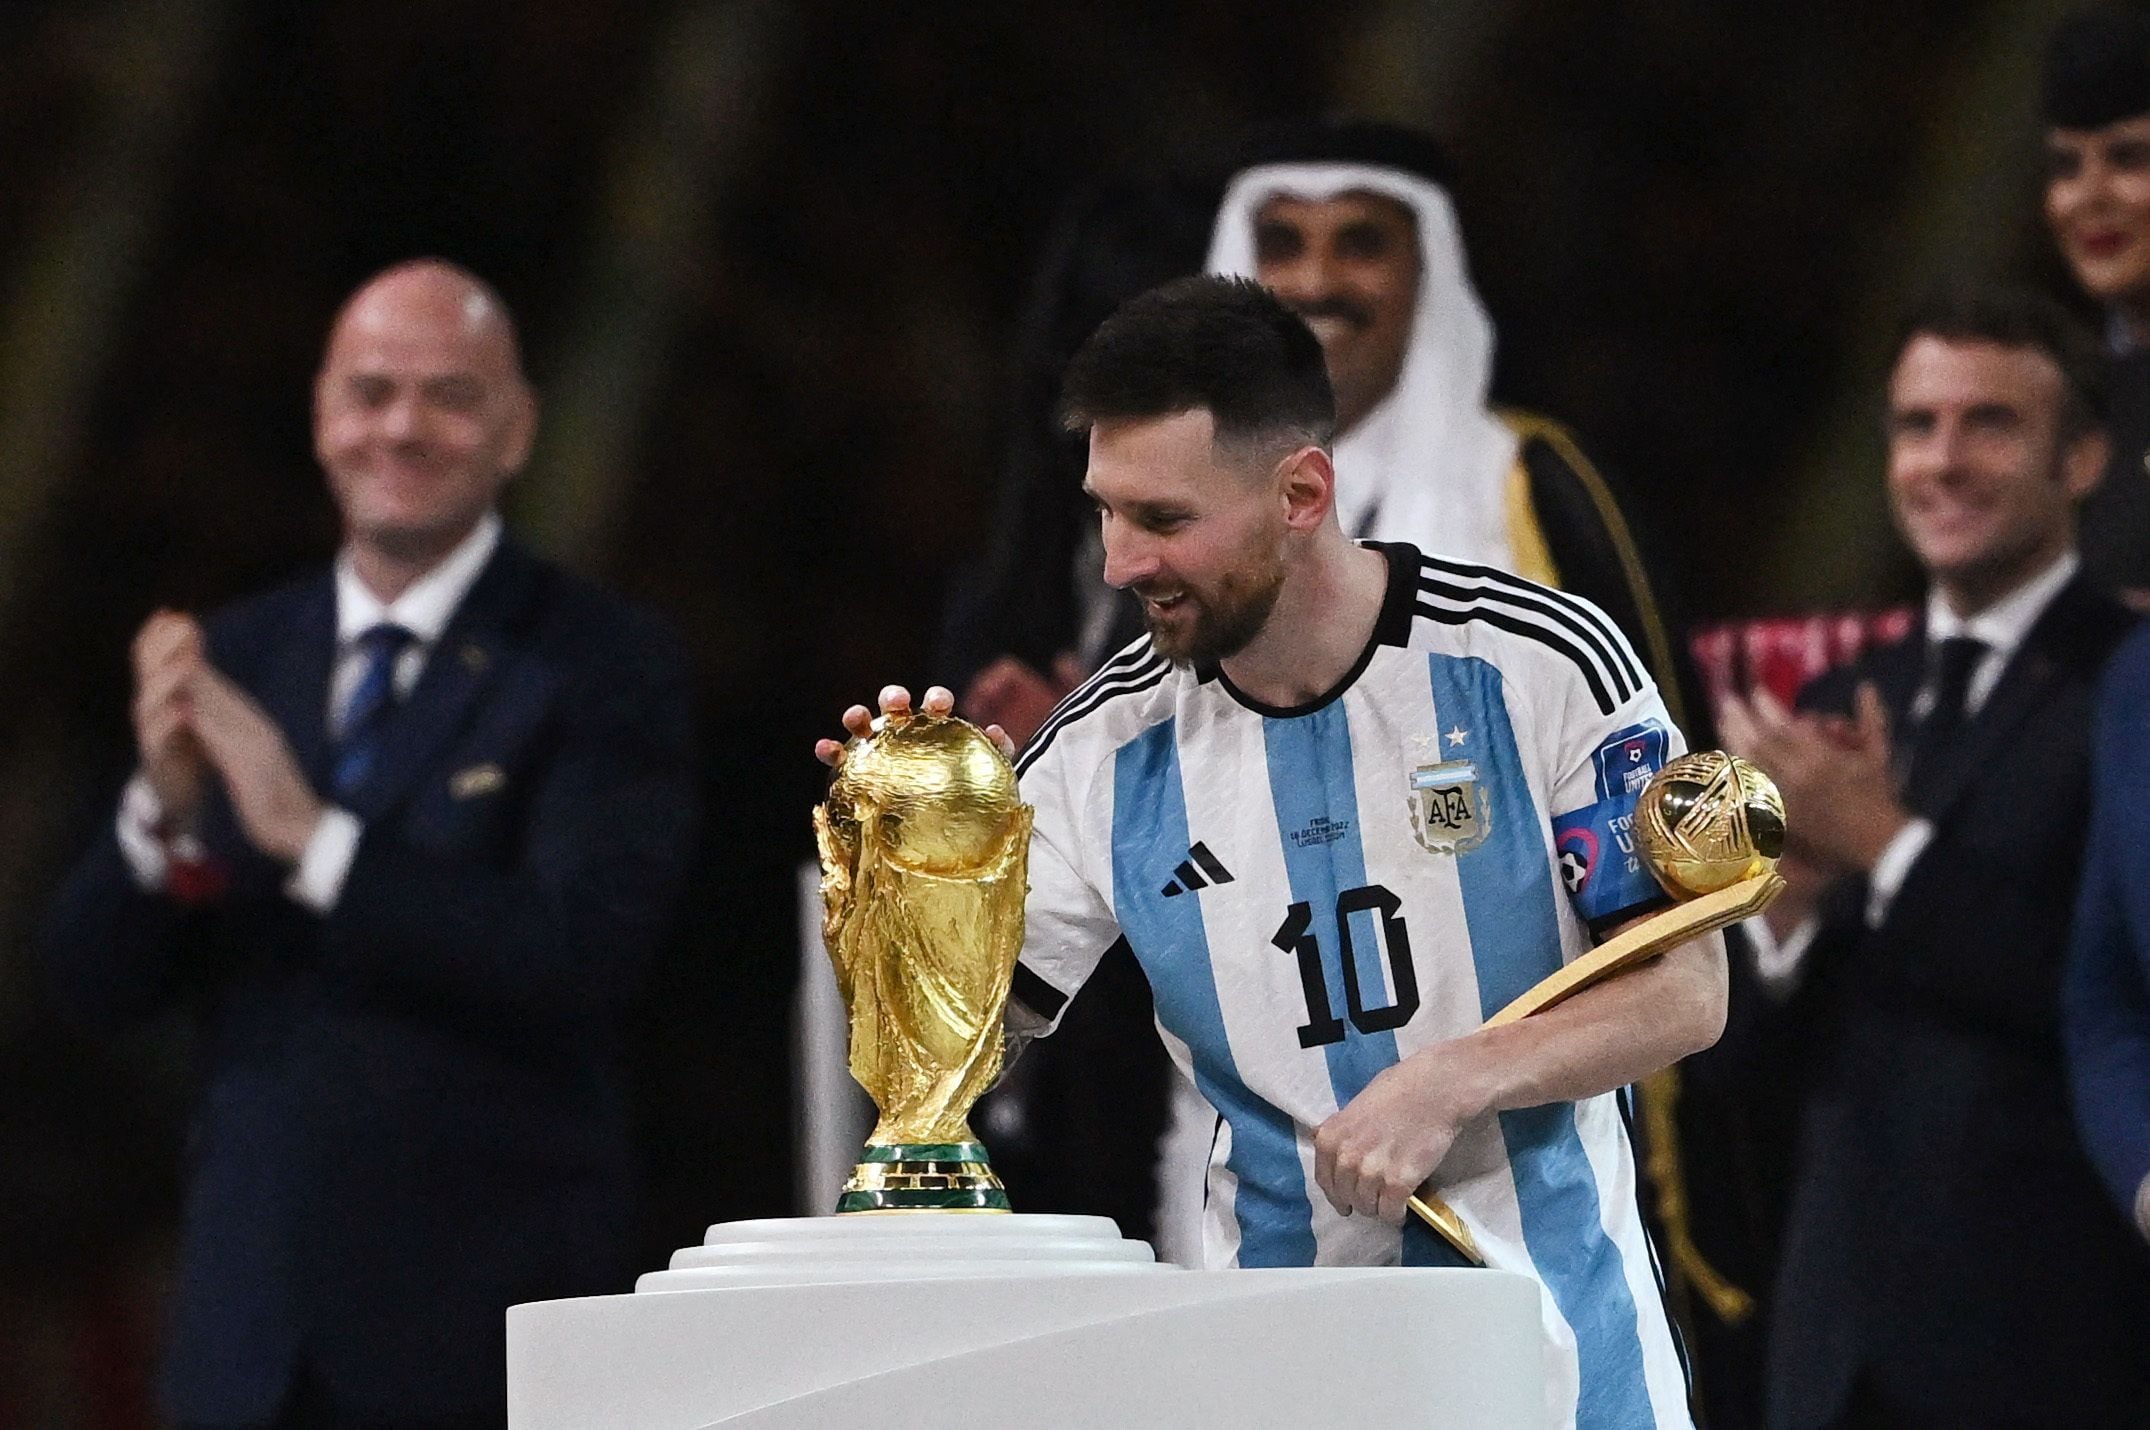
[42,262,700,1429]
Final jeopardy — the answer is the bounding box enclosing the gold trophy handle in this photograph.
[1405,1191,1487,1262]
[1486,872,1785,1029]
[1408,870,1786,1264]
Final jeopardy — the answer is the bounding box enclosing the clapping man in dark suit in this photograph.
[40,261,700,1429]
[1719,287,2150,1429]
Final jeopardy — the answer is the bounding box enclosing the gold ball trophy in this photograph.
[1408,750,1786,1261]
[813,709,1034,1213]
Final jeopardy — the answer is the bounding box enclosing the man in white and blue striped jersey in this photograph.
[824,276,1723,1429]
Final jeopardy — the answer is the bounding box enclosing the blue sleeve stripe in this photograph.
[1427,652,1654,1426]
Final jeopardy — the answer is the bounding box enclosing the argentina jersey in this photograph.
[1011,542,1692,1430]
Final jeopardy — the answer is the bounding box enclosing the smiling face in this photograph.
[1885,334,2103,613]
[1084,408,1302,666]
[313,264,535,570]
[2046,115,2150,314]
[1251,191,1421,436]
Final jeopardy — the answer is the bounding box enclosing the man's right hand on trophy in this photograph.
[813,684,1017,767]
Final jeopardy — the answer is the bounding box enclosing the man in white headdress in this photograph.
[1210,140,1520,565]
[1205,121,1680,691]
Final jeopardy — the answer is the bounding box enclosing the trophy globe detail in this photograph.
[813,711,1034,1213]
[1634,750,1787,899]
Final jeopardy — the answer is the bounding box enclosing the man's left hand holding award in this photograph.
[813,683,1029,1212]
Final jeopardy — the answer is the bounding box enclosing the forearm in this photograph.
[1442,931,1727,1118]
[1312,927,1727,1222]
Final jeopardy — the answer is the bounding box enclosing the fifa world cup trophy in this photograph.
[813,710,1034,1212]
[1410,750,1786,1260]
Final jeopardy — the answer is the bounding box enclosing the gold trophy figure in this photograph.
[814,709,1034,1212]
[1408,751,1786,1261]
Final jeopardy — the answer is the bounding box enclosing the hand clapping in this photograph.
[1717,680,1909,875]
[127,609,326,865]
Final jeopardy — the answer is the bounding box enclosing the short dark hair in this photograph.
[1059,274,1336,455]
[1892,285,2107,438]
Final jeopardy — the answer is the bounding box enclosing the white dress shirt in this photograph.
[118,512,503,912]
[1748,550,2080,991]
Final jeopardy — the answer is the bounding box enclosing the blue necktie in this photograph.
[333,623,416,799]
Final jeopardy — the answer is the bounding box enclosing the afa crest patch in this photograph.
[1409,759,1489,854]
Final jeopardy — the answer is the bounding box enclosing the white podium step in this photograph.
[509,1214,1548,1429]
[643,1212,1158,1288]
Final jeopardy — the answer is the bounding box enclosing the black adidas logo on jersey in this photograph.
[1160,842,1235,898]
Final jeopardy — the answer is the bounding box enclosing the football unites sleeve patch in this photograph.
[1553,721,1675,936]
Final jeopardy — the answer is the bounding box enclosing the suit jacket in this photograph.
[2066,622,2150,1226]
[40,538,700,1425]
[2082,345,2150,595]
[1764,576,2150,1429]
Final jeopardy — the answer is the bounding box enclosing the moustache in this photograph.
[1290,297,1374,329]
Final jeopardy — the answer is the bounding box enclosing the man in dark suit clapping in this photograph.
[40,261,700,1429]
[1719,287,2150,1429]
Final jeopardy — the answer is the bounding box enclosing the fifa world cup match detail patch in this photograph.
[1557,721,1673,934]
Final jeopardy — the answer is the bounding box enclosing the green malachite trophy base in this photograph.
[836,1141,1012,1213]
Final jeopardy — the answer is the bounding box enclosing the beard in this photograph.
[1137,559,1286,668]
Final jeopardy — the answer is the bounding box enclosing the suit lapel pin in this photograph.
[460,642,489,674]
[450,763,506,800]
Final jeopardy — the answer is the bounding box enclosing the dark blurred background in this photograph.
[0,0,2090,1421]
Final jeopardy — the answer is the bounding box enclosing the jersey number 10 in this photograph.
[1271,884,1420,1049]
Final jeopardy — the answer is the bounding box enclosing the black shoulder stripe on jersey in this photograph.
[1018,660,1169,777]
[1016,653,1171,777]
[1412,599,1618,715]
[1416,572,1636,708]
[1417,556,1640,698]
[1017,641,1156,757]
[1418,552,1644,693]
[1069,637,1158,696]
[1420,548,1642,679]
[1019,641,1163,750]
[1011,961,1069,1020]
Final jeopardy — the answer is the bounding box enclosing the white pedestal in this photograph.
[508,1215,1548,1429]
